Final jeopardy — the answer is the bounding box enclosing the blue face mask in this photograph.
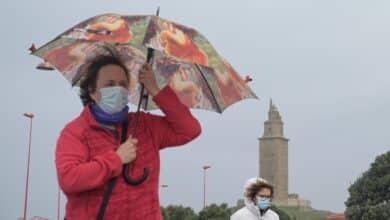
[257,197,271,210]
[97,86,129,114]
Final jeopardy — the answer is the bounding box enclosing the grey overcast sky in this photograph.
[1,0,389,219]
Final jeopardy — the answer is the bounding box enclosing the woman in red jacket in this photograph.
[55,54,201,220]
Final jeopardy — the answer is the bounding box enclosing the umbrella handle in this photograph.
[121,47,154,185]
[123,164,150,185]
[122,84,149,185]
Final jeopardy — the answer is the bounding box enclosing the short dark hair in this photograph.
[245,180,274,202]
[79,55,129,106]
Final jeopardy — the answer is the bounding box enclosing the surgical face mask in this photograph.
[97,86,129,114]
[256,197,271,210]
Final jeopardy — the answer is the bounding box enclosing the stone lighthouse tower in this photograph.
[259,100,289,206]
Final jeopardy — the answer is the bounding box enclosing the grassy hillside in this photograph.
[278,206,332,220]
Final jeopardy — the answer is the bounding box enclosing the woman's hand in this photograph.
[116,136,138,164]
[139,63,161,96]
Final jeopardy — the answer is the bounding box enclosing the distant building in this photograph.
[30,217,49,220]
[259,100,311,209]
[17,216,49,220]
[325,213,346,220]
[287,193,312,211]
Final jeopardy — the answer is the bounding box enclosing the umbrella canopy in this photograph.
[32,13,257,113]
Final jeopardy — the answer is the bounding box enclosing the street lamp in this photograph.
[57,187,61,220]
[202,165,211,209]
[159,184,169,208]
[22,112,34,220]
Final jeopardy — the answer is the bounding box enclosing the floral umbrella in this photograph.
[32,13,257,113]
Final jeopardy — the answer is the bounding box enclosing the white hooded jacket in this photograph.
[230,178,280,220]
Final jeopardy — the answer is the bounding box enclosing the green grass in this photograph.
[278,206,332,220]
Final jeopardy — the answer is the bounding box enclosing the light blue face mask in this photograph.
[97,86,129,114]
[257,197,271,210]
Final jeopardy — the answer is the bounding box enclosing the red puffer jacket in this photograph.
[56,86,201,220]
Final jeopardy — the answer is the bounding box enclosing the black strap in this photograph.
[96,120,128,220]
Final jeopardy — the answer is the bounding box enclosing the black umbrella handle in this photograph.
[122,84,149,185]
[122,47,155,185]
[123,166,150,185]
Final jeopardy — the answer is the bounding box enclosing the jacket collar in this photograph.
[80,105,102,129]
[244,197,261,219]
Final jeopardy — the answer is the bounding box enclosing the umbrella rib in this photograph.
[194,64,223,113]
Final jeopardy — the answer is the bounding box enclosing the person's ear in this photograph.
[89,86,98,103]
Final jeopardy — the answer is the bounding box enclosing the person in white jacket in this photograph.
[231,177,280,220]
